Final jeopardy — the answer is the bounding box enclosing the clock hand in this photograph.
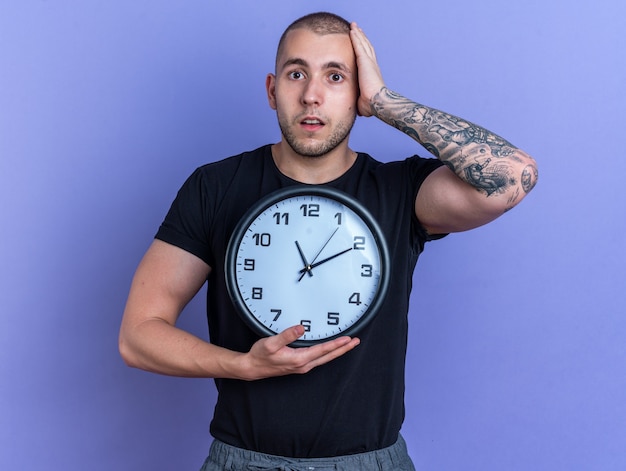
[309,227,339,265]
[297,227,340,282]
[298,247,354,274]
[295,241,313,278]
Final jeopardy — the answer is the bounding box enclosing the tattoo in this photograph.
[505,187,521,212]
[428,120,515,158]
[389,119,422,143]
[422,142,440,158]
[371,87,535,199]
[521,164,539,194]
[463,158,516,196]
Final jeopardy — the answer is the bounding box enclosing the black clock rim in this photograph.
[224,184,391,347]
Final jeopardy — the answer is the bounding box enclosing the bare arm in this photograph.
[119,240,360,380]
[371,88,538,233]
[350,23,538,234]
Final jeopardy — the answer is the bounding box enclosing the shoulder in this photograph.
[193,145,271,180]
[354,152,444,192]
[173,145,272,201]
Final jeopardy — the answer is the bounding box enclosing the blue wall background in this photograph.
[1,1,625,469]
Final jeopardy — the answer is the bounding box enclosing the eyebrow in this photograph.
[280,57,352,75]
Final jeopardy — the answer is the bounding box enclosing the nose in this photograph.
[301,77,323,106]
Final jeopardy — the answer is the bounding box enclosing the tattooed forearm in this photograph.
[371,87,538,201]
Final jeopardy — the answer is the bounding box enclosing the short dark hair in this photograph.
[275,12,351,69]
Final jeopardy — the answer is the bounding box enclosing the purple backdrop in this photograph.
[1,1,625,470]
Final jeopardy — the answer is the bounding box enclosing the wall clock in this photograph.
[225,186,390,346]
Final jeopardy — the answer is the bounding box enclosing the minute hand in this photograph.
[298,247,353,274]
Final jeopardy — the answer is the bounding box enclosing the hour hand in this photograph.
[295,241,313,279]
[299,247,353,274]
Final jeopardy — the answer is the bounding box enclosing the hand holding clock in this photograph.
[240,324,360,380]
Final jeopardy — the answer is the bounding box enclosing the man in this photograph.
[119,12,537,470]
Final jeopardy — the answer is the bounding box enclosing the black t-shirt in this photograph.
[156,144,444,458]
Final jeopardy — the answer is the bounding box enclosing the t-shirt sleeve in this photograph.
[155,167,214,267]
[406,155,449,242]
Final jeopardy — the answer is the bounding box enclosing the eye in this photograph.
[329,73,344,83]
[288,71,305,80]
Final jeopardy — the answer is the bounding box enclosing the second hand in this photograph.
[297,227,340,282]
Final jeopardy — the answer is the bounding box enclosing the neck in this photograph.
[271,142,357,184]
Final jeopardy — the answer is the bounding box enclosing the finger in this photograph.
[302,335,358,362]
[350,22,376,59]
[349,23,366,52]
[265,324,305,352]
[303,337,361,370]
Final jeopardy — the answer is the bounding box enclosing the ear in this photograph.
[266,73,277,110]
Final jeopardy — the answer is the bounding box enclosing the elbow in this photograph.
[521,156,539,195]
[118,332,141,369]
[506,153,539,211]
[522,161,539,195]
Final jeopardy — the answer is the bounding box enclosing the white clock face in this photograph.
[226,187,389,345]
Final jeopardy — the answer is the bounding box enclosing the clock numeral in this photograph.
[300,203,320,217]
[243,259,255,271]
[348,292,362,306]
[300,320,312,332]
[273,212,289,225]
[252,233,271,246]
[252,287,263,300]
[360,264,373,277]
[334,212,343,225]
[353,236,366,250]
[271,309,282,321]
[327,312,340,325]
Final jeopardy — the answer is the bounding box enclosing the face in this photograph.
[267,28,358,158]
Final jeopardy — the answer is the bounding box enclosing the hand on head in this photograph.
[349,22,386,117]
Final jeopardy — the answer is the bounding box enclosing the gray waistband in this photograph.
[201,435,415,471]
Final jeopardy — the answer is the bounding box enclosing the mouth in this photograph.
[300,116,325,131]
